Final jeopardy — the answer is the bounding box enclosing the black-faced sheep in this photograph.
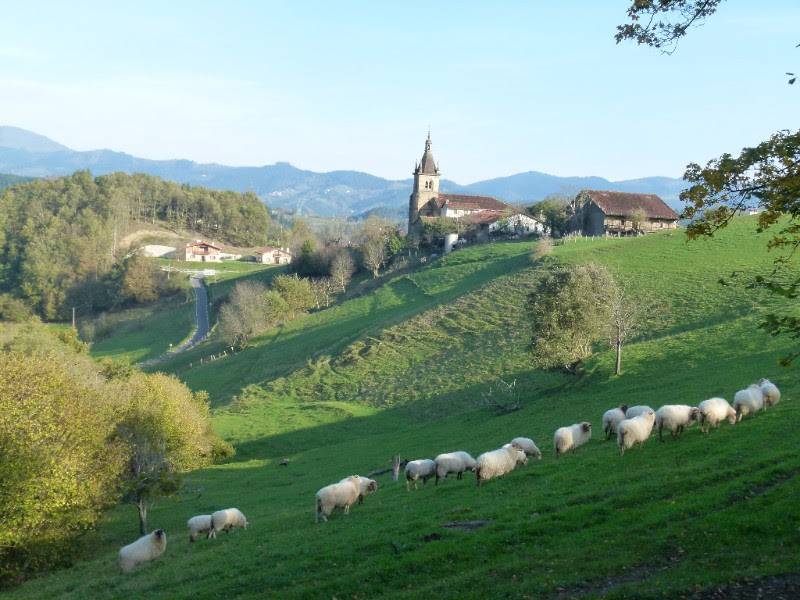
[316,475,361,523]
[654,405,700,441]
[119,529,166,572]
[554,422,592,457]
[339,475,378,505]
[602,404,629,440]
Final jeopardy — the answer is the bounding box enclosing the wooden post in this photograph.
[391,455,401,482]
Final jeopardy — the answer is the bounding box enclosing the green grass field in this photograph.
[12,217,800,599]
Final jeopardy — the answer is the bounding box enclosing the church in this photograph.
[407,133,542,238]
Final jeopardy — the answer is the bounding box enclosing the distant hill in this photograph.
[0,126,687,216]
[0,173,35,191]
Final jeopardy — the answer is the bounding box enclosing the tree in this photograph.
[330,249,356,292]
[117,373,232,534]
[273,273,315,318]
[607,280,644,376]
[528,194,570,237]
[218,281,287,349]
[617,1,800,365]
[362,238,388,278]
[630,208,648,235]
[526,263,616,374]
[120,254,161,303]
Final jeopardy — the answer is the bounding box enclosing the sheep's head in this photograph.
[689,408,700,423]
[532,448,542,460]
[367,480,378,492]
[619,404,629,414]
[581,422,591,433]
[726,409,737,425]
[154,529,166,541]
[759,378,771,385]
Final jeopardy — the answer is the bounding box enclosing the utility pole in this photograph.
[72,307,76,329]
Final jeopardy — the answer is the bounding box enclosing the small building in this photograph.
[184,240,222,262]
[256,247,292,265]
[568,190,680,237]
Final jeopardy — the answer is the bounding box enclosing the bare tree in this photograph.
[630,208,648,235]
[607,282,643,376]
[330,250,356,291]
[480,379,522,415]
[362,238,387,278]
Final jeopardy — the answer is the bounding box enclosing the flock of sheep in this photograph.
[117,377,781,572]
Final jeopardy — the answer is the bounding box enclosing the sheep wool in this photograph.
[434,451,477,484]
[617,411,656,456]
[119,529,167,573]
[759,379,781,409]
[554,422,592,457]
[698,397,737,433]
[602,404,629,440]
[316,475,361,522]
[509,437,542,460]
[476,443,527,486]
[404,459,436,491]
[654,405,700,441]
[210,508,248,536]
[733,384,765,421]
[187,514,213,542]
[339,475,378,505]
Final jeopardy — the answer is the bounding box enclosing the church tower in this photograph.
[408,132,440,235]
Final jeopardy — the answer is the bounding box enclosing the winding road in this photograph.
[139,274,210,368]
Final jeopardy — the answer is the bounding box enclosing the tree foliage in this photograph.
[615,0,723,54]
[0,322,231,585]
[218,281,288,349]
[526,263,616,374]
[528,194,570,237]
[0,171,270,319]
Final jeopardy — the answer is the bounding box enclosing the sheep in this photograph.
[316,475,361,522]
[119,529,166,573]
[433,451,477,484]
[697,397,737,433]
[508,437,542,460]
[554,422,592,457]
[210,508,248,536]
[340,475,378,505]
[654,405,700,441]
[733,384,764,421]
[404,459,436,491]
[187,514,213,542]
[760,379,781,409]
[475,443,527,486]
[625,405,653,420]
[602,404,629,440]
[617,410,656,456]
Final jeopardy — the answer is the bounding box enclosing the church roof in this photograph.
[440,194,509,211]
[416,133,439,175]
[579,190,679,220]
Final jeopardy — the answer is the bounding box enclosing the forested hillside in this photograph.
[0,171,271,320]
[0,173,34,190]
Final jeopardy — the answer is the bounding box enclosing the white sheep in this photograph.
[340,475,378,505]
[602,404,629,440]
[733,384,765,421]
[625,405,653,420]
[119,529,166,573]
[316,475,361,522]
[554,422,592,457]
[654,405,700,441]
[187,515,213,542]
[475,443,527,486]
[210,508,248,536]
[760,379,781,409]
[508,437,542,460]
[617,410,656,455]
[697,397,737,433]
[405,459,436,491]
[433,451,477,484]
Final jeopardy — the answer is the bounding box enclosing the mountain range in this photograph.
[0,126,687,217]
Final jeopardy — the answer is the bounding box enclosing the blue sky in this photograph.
[1,1,797,183]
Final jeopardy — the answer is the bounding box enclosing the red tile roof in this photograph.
[440,194,509,211]
[579,190,679,220]
[463,210,506,225]
[256,247,290,255]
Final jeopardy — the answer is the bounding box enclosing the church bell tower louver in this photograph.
[408,131,440,235]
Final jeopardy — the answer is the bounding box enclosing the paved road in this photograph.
[139,275,210,368]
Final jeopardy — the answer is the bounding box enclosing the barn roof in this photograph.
[579,190,679,220]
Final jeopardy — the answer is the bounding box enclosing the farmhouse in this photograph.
[568,190,680,237]
[408,133,545,238]
[184,240,222,262]
[256,246,292,265]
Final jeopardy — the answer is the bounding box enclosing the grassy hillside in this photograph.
[11,217,800,599]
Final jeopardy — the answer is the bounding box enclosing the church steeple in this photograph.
[408,131,441,235]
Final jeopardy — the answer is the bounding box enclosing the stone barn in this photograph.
[569,190,680,236]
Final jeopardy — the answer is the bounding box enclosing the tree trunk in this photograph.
[391,455,401,482]
[615,340,622,375]
[138,500,148,535]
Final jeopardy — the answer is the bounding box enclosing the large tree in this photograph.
[526,263,617,374]
[617,0,800,366]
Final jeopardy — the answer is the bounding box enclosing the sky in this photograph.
[1,0,797,184]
